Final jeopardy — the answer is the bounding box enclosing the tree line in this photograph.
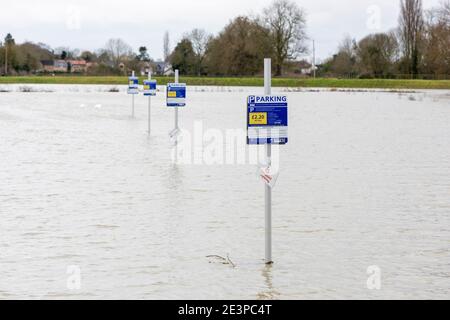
[170,0,307,77]
[0,0,306,77]
[0,35,160,76]
[0,0,449,78]
[322,0,450,79]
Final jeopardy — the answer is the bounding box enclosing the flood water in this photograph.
[1,84,449,299]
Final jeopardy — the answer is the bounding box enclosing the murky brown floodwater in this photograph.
[1,85,449,299]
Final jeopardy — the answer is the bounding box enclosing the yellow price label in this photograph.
[168,91,177,97]
[249,112,268,125]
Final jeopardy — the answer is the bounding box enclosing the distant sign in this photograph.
[143,80,157,96]
[167,83,186,107]
[247,95,288,145]
[128,76,139,95]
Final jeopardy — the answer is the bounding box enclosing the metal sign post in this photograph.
[174,70,179,133]
[167,70,186,142]
[132,71,136,118]
[143,72,157,135]
[264,58,273,265]
[127,71,139,118]
[148,72,152,134]
[247,58,288,265]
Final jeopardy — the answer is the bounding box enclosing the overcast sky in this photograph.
[0,0,442,62]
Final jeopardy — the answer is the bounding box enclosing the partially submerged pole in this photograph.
[264,58,273,265]
[174,69,179,132]
[148,71,152,135]
[167,70,185,153]
[132,70,135,118]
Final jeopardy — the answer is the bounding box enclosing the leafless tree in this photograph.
[262,0,308,76]
[104,38,132,68]
[422,0,450,76]
[186,29,212,75]
[163,31,171,63]
[187,29,211,59]
[330,35,358,77]
[437,0,450,25]
[338,35,357,58]
[398,0,424,76]
[54,47,80,60]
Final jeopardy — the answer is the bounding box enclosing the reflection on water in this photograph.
[257,265,280,300]
[0,86,449,299]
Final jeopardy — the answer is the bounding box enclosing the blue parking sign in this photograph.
[247,95,288,145]
[128,76,139,95]
[143,80,157,96]
[167,83,186,107]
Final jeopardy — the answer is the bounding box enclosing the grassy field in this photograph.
[0,76,449,90]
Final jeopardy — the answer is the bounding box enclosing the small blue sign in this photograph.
[128,76,139,95]
[247,95,288,145]
[167,83,186,107]
[143,80,157,96]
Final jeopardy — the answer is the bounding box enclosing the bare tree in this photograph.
[262,0,308,76]
[329,35,358,77]
[104,38,132,68]
[163,31,171,63]
[338,35,357,58]
[399,0,424,77]
[437,0,450,25]
[186,29,212,75]
[55,47,80,60]
[422,0,450,76]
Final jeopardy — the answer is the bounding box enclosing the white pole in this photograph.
[148,71,152,135]
[264,58,273,265]
[132,70,135,118]
[174,70,179,131]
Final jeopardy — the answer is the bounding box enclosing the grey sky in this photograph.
[1,0,442,62]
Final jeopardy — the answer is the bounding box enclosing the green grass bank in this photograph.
[1,76,449,90]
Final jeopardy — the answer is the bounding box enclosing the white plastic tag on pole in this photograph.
[259,166,280,189]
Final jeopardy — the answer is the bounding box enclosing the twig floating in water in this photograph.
[206,255,236,268]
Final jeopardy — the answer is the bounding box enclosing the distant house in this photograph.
[40,60,68,73]
[41,60,54,73]
[40,59,90,73]
[54,60,68,72]
[68,60,88,73]
[154,61,174,76]
[139,62,152,76]
[301,65,318,76]
[293,60,315,75]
